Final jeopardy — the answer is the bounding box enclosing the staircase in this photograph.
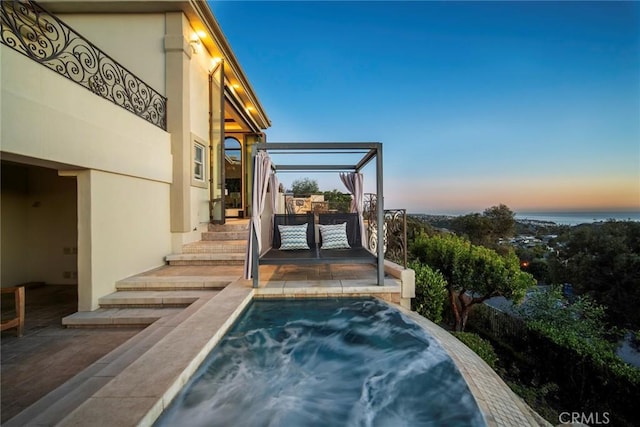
[61,221,248,328]
[61,276,230,328]
[165,220,249,266]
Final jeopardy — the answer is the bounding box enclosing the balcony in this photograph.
[1,0,166,129]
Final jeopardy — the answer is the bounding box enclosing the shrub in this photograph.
[507,381,559,422]
[517,286,640,383]
[409,261,447,324]
[453,331,499,369]
[469,297,640,426]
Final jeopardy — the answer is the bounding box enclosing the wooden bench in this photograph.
[1,286,25,337]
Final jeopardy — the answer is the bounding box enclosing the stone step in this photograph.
[116,275,234,291]
[62,307,184,327]
[181,240,246,254]
[208,222,249,232]
[167,259,244,266]
[201,231,248,241]
[98,290,214,308]
[165,253,245,266]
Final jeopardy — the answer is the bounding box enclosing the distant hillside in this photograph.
[409,214,456,231]
[409,213,570,236]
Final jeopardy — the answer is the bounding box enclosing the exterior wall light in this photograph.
[189,35,202,53]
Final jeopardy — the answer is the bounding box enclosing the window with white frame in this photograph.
[194,143,205,181]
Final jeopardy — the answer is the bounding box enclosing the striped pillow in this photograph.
[319,222,350,249]
[278,223,310,250]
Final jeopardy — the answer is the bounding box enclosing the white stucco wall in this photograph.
[1,47,172,184]
[58,13,166,95]
[0,8,231,307]
[190,37,212,137]
[190,186,210,227]
[1,44,173,308]
[189,25,214,229]
[77,170,171,311]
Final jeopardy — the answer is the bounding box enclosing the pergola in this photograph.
[245,142,385,288]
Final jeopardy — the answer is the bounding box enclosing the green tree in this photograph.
[290,178,319,196]
[406,215,437,241]
[322,189,351,213]
[411,233,534,331]
[450,204,516,251]
[549,221,640,330]
[524,259,551,285]
[516,246,551,284]
[483,203,516,238]
[451,213,493,246]
[518,286,610,347]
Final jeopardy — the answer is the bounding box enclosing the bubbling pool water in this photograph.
[155,298,486,427]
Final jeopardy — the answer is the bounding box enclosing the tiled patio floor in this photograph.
[0,285,141,423]
[260,263,379,281]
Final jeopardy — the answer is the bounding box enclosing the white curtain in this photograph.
[243,151,272,279]
[268,173,279,247]
[340,172,365,247]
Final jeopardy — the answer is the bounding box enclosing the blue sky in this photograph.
[210,1,640,214]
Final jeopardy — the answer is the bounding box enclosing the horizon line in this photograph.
[410,208,640,216]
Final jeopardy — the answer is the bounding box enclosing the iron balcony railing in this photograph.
[364,193,408,268]
[1,0,167,130]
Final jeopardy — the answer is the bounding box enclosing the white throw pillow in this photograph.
[318,222,350,249]
[278,223,310,250]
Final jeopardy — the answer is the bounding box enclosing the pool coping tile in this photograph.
[396,306,550,427]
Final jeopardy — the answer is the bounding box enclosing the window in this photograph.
[191,136,208,189]
[194,143,205,181]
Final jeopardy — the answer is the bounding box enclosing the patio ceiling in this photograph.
[224,86,263,133]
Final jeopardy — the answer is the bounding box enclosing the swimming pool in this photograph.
[154,298,486,427]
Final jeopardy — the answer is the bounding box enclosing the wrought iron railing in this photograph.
[383,209,408,267]
[1,0,167,130]
[364,193,408,268]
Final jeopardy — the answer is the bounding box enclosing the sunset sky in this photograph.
[211,1,640,214]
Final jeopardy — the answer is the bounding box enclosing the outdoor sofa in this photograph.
[259,212,376,265]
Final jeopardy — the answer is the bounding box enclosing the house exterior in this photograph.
[1,0,270,311]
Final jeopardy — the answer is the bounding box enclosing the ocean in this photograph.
[515,211,640,226]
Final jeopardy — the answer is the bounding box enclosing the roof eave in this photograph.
[189,0,271,130]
